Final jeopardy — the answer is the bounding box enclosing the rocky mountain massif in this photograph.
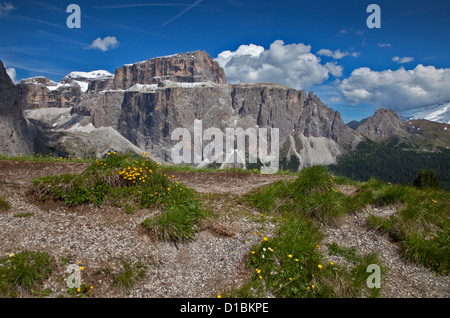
[348,108,450,152]
[0,61,35,156]
[0,51,365,170]
[2,50,447,171]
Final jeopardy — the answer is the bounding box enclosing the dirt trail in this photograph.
[0,161,287,298]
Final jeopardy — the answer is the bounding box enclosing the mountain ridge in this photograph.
[1,51,447,173]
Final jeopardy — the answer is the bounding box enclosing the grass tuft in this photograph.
[32,152,208,242]
[0,251,56,297]
[0,197,9,211]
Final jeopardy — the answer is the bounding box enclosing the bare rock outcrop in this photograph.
[17,77,82,109]
[352,108,411,142]
[0,60,34,156]
[113,51,227,90]
[13,51,363,169]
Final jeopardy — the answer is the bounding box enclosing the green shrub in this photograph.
[412,170,441,190]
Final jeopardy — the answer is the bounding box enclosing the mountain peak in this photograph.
[62,70,113,82]
[113,50,227,90]
[350,108,409,142]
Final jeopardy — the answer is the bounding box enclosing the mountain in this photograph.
[348,107,450,152]
[404,102,450,124]
[61,70,114,93]
[403,119,450,151]
[2,51,364,171]
[113,50,227,90]
[0,60,35,156]
[17,76,82,109]
[349,108,411,142]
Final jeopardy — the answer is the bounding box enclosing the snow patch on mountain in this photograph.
[62,70,113,81]
[404,102,450,124]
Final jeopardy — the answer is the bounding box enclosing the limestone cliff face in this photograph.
[113,51,227,90]
[17,77,82,109]
[14,51,363,168]
[97,81,362,168]
[0,60,34,156]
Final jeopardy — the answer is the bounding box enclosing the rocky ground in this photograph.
[0,160,448,298]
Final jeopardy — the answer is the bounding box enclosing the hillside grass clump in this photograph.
[0,153,94,163]
[366,185,449,274]
[232,165,449,298]
[245,166,361,225]
[32,152,207,242]
[230,166,387,298]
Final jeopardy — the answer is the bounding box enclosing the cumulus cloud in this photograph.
[216,40,343,90]
[89,36,119,52]
[392,56,414,64]
[338,28,365,36]
[325,62,343,77]
[338,64,450,112]
[378,43,391,48]
[0,2,14,17]
[317,48,360,59]
[6,67,16,82]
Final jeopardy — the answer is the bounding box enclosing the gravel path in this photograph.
[0,160,448,298]
[320,203,449,298]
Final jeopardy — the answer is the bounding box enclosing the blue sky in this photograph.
[1,0,449,122]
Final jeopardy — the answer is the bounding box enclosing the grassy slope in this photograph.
[1,154,448,298]
[31,152,207,242]
[228,166,449,298]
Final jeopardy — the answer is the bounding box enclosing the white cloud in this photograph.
[338,28,351,34]
[329,96,342,103]
[317,48,360,60]
[325,62,343,77]
[338,64,450,112]
[378,43,391,48]
[89,36,119,52]
[216,40,343,90]
[6,67,16,82]
[392,56,414,64]
[338,28,364,36]
[0,2,14,17]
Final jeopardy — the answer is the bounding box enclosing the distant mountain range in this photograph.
[347,107,449,152]
[0,52,363,171]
